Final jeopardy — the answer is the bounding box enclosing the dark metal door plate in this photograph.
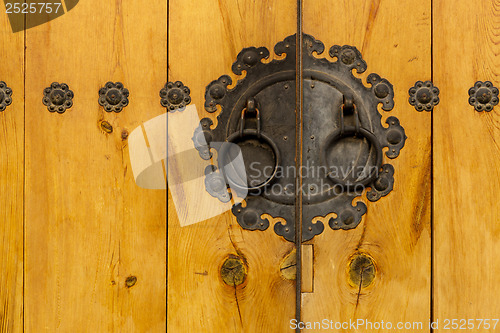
[193,34,406,242]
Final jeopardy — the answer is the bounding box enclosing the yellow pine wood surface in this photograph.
[24,0,166,331]
[0,0,498,331]
[167,1,297,332]
[434,1,500,331]
[302,1,432,331]
[0,4,24,332]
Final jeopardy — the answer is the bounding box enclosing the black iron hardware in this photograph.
[42,82,73,113]
[193,34,406,242]
[0,81,12,111]
[160,81,191,111]
[409,81,439,111]
[469,81,499,112]
[98,82,129,113]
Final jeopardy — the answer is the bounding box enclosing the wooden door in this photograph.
[167,0,432,332]
[0,0,499,332]
[434,1,500,331]
[0,3,24,331]
[301,1,432,331]
[167,1,297,332]
[23,0,167,331]
[167,1,499,332]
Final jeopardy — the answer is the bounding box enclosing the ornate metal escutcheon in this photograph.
[193,34,407,242]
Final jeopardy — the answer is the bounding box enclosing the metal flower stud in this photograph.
[98,82,129,113]
[160,81,191,111]
[409,81,439,112]
[0,81,12,111]
[42,82,74,113]
[468,81,499,112]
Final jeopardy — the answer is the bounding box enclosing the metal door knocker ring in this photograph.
[218,98,281,192]
[325,126,383,189]
[326,96,383,189]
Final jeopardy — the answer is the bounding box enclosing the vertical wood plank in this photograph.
[302,0,432,331]
[0,5,24,332]
[167,1,297,331]
[24,1,166,331]
[434,1,500,330]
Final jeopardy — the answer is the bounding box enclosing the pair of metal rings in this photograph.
[219,124,382,193]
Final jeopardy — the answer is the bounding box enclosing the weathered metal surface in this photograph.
[409,80,440,112]
[161,81,191,111]
[0,81,12,112]
[468,81,499,112]
[194,34,406,242]
[98,81,129,113]
[42,82,74,113]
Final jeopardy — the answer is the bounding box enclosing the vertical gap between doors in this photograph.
[295,0,303,331]
[22,2,27,331]
[166,1,169,332]
[430,0,435,331]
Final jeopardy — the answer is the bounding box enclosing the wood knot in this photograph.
[279,248,296,280]
[220,255,246,286]
[347,253,376,288]
[100,120,113,133]
[125,275,137,288]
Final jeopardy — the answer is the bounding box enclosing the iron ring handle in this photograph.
[218,129,281,192]
[325,126,383,189]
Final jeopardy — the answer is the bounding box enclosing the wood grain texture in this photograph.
[24,1,166,331]
[167,0,297,332]
[0,6,24,333]
[302,0,431,331]
[301,245,313,293]
[434,1,500,331]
